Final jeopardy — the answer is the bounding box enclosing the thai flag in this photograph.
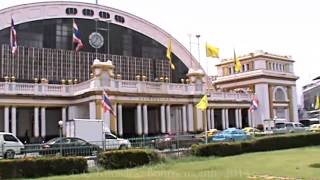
[10,18,17,54]
[102,90,115,116]
[249,95,259,112]
[73,19,84,51]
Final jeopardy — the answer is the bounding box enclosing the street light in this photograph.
[58,120,63,156]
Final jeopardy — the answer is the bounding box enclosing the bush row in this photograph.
[192,133,320,157]
[98,149,161,169]
[0,157,87,179]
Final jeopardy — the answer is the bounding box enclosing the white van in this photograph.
[0,132,24,159]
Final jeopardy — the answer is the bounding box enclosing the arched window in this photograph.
[274,88,287,101]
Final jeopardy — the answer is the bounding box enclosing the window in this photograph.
[115,15,125,23]
[72,138,88,145]
[275,88,286,101]
[82,9,94,16]
[99,11,110,19]
[66,8,77,15]
[3,135,18,142]
[105,134,116,139]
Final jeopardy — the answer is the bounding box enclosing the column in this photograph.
[117,104,123,136]
[143,104,148,135]
[104,111,111,132]
[187,104,194,132]
[254,83,271,124]
[222,109,226,129]
[235,109,239,128]
[211,109,215,129]
[11,107,16,135]
[197,109,203,130]
[136,104,142,135]
[225,109,229,128]
[248,109,253,127]
[290,86,299,122]
[4,107,9,133]
[89,101,96,119]
[62,107,67,135]
[41,107,46,138]
[166,105,171,134]
[34,107,39,137]
[207,109,211,130]
[238,109,242,128]
[182,105,187,133]
[160,105,166,133]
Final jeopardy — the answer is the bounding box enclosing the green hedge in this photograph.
[98,149,161,169]
[0,157,87,179]
[192,133,320,157]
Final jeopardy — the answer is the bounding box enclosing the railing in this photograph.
[0,79,252,101]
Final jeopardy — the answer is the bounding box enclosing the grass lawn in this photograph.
[36,146,320,180]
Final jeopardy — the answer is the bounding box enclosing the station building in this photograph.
[0,2,299,142]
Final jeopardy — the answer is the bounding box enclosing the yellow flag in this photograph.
[315,96,320,109]
[234,49,241,73]
[196,95,208,111]
[166,39,175,70]
[206,43,219,58]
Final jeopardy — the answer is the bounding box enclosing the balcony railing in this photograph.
[0,79,252,101]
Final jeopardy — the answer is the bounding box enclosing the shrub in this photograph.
[98,149,161,169]
[0,157,87,179]
[192,133,320,157]
[256,124,264,131]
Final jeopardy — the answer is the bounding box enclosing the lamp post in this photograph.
[58,120,63,156]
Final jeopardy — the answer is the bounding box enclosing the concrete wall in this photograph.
[68,103,89,120]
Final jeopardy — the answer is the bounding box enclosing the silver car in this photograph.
[273,122,305,134]
[0,132,24,159]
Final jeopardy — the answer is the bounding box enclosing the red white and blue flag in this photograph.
[10,18,17,54]
[249,95,259,112]
[102,90,115,116]
[73,19,84,51]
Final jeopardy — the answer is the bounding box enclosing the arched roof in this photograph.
[0,1,202,71]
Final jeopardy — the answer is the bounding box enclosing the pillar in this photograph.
[248,109,253,127]
[197,109,203,130]
[160,105,166,133]
[254,83,271,124]
[41,107,46,138]
[187,104,194,132]
[238,108,242,128]
[143,104,148,135]
[104,111,111,133]
[11,107,16,135]
[62,107,67,135]
[89,101,96,119]
[4,107,9,133]
[225,109,229,128]
[136,104,142,135]
[289,86,299,122]
[211,109,215,129]
[222,109,226,129]
[182,105,187,133]
[207,108,211,130]
[34,107,39,137]
[235,109,239,128]
[166,105,171,133]
[117,104,123,136]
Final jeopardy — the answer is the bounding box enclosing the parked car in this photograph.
[104,133,131,150]
[273,122,306,134]
[196,129,220,141]
[40,137,101,156]
[154,134,203,150]
[0,132,24,159]
[242,127,266,137]
[300,118,320,127]
[308,124,320,132]
[212,128,251,142]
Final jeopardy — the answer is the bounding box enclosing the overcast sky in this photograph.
[3,0,320,104]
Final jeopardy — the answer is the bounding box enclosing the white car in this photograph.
[273,122,306,134]
[105,133,131,150]
[0,132,24,159]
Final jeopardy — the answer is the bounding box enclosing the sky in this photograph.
[2,0,320,104]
